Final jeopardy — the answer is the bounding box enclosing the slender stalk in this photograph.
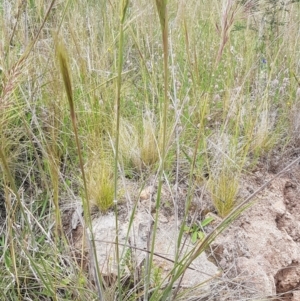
[0,147,35,299]
[2,186,20,300]
[16,0,57,62]
[146,1,168,300]
[57,46,104,300]
[114,1,129,299]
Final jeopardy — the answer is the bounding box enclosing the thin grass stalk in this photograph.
[146,1,168,300]
[114,1,129,299]
[44,136,63,242]
[14,0,57,63]
[172,111,209,300]
[24,2,28,47]
[57,46,104,300]
[0,63,40,300]
[149,105,207,301]
[0,149,40,299]
[20,116,50,196]
[8,0,26,53]
[56,0,72,36]
[3,187,21,299]
[169,33,179,257]
[21,110,69,248]
[215,0,244,67]
[0,146,35,299]
[23,248,57,298]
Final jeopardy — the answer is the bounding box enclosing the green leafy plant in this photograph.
[184,216,215,244]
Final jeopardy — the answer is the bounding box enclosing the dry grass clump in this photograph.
[204,132,242,216]
[208,168,240,217]
[86,154,114,213]
[119,110,173,175]
[119,119,143,173]
[140,113,160,167]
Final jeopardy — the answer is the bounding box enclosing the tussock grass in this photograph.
[208,168,240,217]
[86,155,114,213]
[0,0,300,300]
[119,110,173,176]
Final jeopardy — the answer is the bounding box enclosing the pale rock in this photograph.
[272,200,286,215]
[140,186,154,200]
[292,291,300,301]
[236,257,275,295]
